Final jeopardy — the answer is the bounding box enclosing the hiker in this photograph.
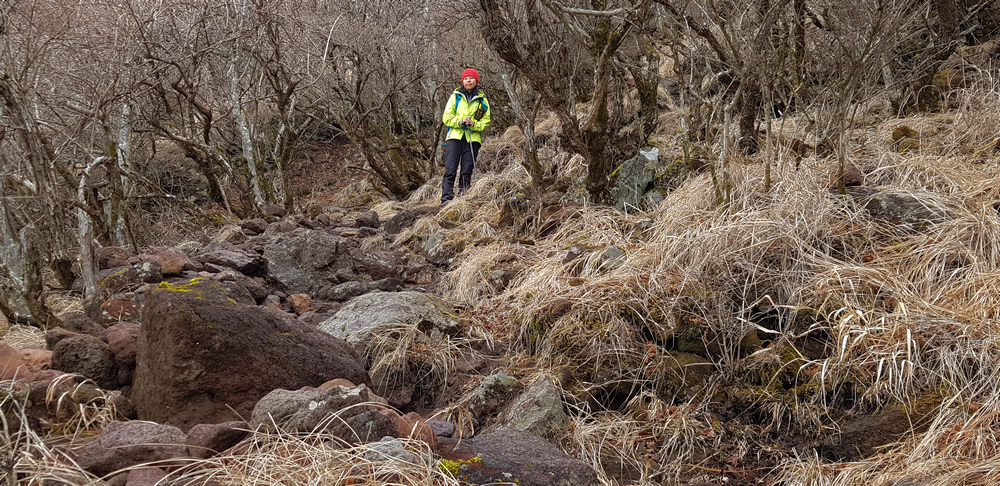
[441,68,491,205]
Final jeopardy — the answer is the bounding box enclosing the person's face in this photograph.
[462,75,478,90]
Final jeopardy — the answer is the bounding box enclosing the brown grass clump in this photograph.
[169,429,454,486]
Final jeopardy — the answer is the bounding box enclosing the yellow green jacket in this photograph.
[442,88,491,143]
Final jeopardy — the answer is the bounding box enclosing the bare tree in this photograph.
[478,0,654,202]
[308,0,452,199]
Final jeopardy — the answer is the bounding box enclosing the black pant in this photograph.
[441,139,479,203]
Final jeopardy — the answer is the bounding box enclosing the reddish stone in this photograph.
[397,412,437,451]
[102,299,142,325]
[287,294,316,315]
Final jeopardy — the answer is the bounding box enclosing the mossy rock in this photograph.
[891,125,917,142]
[896,137,921,153]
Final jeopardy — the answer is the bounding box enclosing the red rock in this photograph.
[287,294,316,315]
[132,279,368,431]
[139,247,197,275]
[397,412,437,450]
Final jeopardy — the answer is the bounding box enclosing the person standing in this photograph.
[441,68,491,205]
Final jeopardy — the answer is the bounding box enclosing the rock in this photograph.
[139,247,198,275]
[611,148,660,213]
[496,374,569,441]
[240,218,269,235]
[466,374,521,427]
[44,327,79,351]
[96,247,135,270]
[16,348,52,380]
[259,203,287,219]
[125,467,168,486]
[63,312,105,336]
[102,298,143,325]
[251,386,396,444]
[355,210,380,229]
[69,421,191,476]
[348,248,401,280]
[397,412,437,450]
[318,291,459,356]
[194,247,267,276]
[262,295,285,312]
[264,229,354,299]
[103,323,141,387]
[15,377,106,433]
[437,429,600,486]
[93,262,163,294]
[384,210,418,235]
[597,246,626,271]
[428,419,456,438]
[50,335,118,389]
[422,232,457,264]
[287,294,315,315]
[366,436,422,465]
[845,187,951,225]
[327,281,370,301]
[132,278,368,432]
[185,421,249,459]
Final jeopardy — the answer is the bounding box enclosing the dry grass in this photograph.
[168,430,453,486]
[403,81,1000,483]
[0,378,458,485]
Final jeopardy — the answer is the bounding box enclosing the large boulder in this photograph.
[437,429,600,486]
[132,278,368,431]
[317,291,460,356]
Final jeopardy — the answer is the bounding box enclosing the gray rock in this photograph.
[846,187,951,225]
[497,374,569,441]
[612,148,660,213]
[428,419,456,438]
[194,247,266,276]
[422,232,454,264]
[355,210,381,229]
[318,291,459,355]
[264,229,354,299]
[250,385,388,440]
[467,374,521,426]
[365,436,422,464]
[437,429,600,486]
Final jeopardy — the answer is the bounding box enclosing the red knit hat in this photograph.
[461,68,480,84]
